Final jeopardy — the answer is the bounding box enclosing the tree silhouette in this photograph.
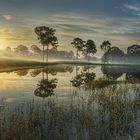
[71,38,85,60]
[127,44,140,55]
[101,65,124,80]
[100,40,111,53]
[71,73,84,87]
[14,69,29,76]
[84,39,97,61]
[30,45,41,54]
[71,72,96,88]
[34,68,58,98]
[34,26,58,62]
[102,47,125,63]
[34,78,57,98]
[14,45,28,54]
[30,69,42,77]
[127,44,140,63]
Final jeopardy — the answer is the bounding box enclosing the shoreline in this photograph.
[0,58,140,72]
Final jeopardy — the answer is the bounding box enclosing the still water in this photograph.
[0,64,140,140]
[0,64,139,103]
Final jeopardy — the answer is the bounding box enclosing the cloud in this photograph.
[0,12,140,52]
[2,14,13,20]
[123,2,140,17]
[124,4,140,12]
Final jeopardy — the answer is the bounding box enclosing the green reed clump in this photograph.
[0,84,140,140]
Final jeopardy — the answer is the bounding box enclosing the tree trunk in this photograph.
[77,49,78,60]
[46,45,49,62]
[43,45,44,62]
[46,65,48,79]
[42,68,44,80]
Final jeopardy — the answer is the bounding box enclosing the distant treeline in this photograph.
[4,25,140,63]
[5,45,74,60]
[100,41,140,64]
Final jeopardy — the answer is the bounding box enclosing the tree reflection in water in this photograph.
[14,69,29,76]
[126,73,140,84]
[101,65,123,80]
[34,78,57,97]
[71,66,96,89]
[30,69,41,77]
[83,65,96,72]
[101,65,140,83]
[71,73,84,87]
[30,65,74,77]
[34,68,57,98]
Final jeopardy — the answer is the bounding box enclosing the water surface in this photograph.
[0,64,139,103]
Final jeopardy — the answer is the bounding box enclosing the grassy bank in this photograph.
[0,58,140,75]
[0,58,140,68]
[0,84,140,140]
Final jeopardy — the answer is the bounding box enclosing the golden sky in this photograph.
[0,0,139,54]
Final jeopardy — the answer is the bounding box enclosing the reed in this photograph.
[0,84,140,140]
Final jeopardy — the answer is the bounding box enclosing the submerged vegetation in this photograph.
[0,84,140,140]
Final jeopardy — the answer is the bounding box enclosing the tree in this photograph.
[34,26,58,62]
[102,47,125,63]
[127,44,140,55]
[127,44,140,63]
[100,40,111,53]
[14,45,28,54]
[30,45,41,54]
[84,39,97,61]
[71,38,85,60]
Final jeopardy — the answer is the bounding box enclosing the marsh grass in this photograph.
[83,78,117,90]
[0,84,140,140]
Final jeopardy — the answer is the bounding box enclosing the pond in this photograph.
[0,64,140,140]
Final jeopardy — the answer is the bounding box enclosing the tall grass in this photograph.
[0,84,140,140]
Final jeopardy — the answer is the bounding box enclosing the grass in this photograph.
[83,78,118,89]
[0,84,140,140]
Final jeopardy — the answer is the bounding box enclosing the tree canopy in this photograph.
[34,26,58,49]
[84,39,97,56]
[31,45,41,54]
[14,45,28,53]
[102,47,125,63]
[100,40,111,52]
[71,38,85,59]
[34,26,58,61]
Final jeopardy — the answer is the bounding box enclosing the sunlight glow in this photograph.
[0,39,9,50]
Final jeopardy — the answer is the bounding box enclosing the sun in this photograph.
[0,38,9,50]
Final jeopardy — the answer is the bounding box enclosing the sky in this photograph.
[0,0,140,55]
